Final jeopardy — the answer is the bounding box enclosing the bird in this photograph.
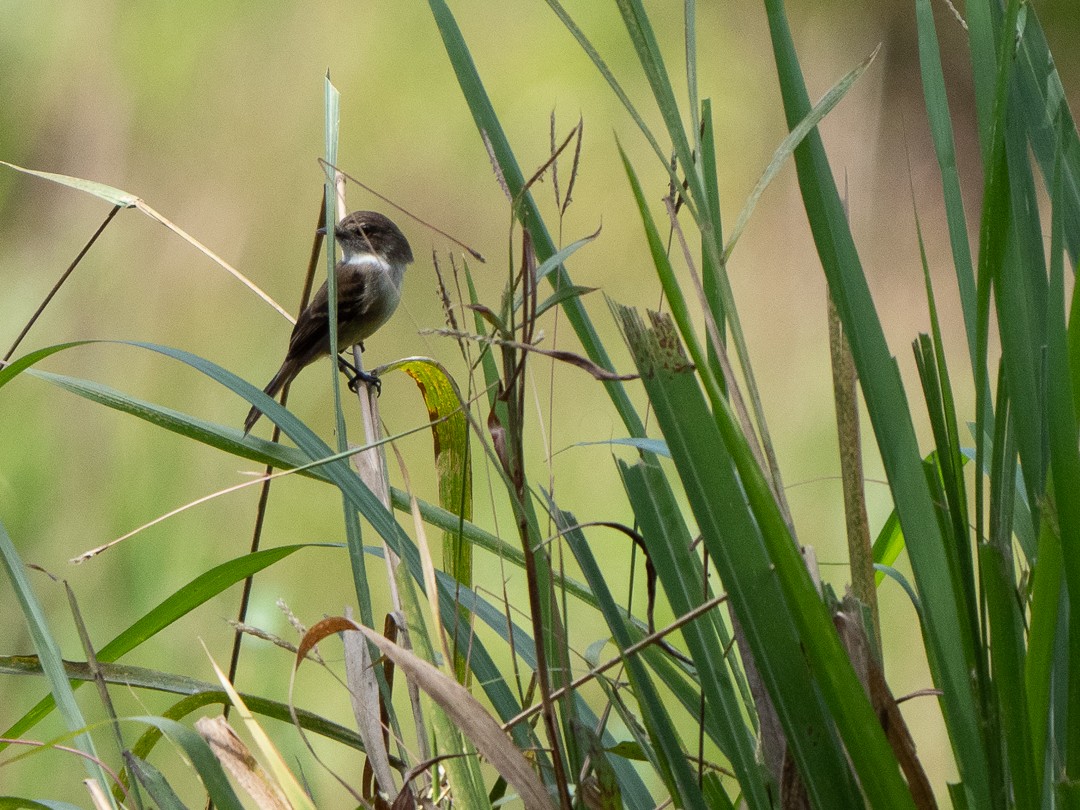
[243,210,413,434]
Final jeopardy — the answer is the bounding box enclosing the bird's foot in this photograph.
[348,368,382,396]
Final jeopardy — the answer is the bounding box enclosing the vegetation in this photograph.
[2,0,1079,807]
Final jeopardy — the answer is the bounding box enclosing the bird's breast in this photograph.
[337,257,404,346]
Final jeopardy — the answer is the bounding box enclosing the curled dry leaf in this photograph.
[306,616,555,810]
[195,715,290,810]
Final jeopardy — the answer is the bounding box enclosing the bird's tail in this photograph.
[243,360,299,435]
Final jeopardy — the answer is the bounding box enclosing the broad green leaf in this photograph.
[385,358,473,605]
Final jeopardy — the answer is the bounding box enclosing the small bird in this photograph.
[243,210,414,434]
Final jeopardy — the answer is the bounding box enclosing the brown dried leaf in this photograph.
[342,618,554,810]
[195,716,290,810]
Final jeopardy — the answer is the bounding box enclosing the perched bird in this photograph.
[243,210,413,433]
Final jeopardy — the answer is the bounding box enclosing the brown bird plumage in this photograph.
[243,211,413,434]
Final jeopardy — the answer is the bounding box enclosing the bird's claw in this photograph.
[348,370,382,396]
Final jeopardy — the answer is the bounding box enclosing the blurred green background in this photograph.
[1,0,1077,803]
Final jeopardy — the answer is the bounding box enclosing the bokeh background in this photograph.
[2,0,1077,803]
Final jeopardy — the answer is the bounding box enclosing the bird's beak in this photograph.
[315,225,327,236]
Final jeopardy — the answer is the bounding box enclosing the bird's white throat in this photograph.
[342,251,389,268]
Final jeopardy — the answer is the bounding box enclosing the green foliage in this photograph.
[3,0,1080,807]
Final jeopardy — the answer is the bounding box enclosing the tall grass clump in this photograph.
[2,0,1079,807]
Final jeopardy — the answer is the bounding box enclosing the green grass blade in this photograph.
[1014,6,1080,263]
[612,0,702,220]
[425,0,647,441]
[0,660,373,757]
[913,200,983,701]
[533,226,601,283]
[510,228,601,316]
[28,368,319,475]
[963,0,1000,166]
[684,1,699,155]
[699,100,726,383]
[614,306,902,807]
[130,717,243,810]
[914,210,975,600]
[994,117,1048,515]
[0,161,137,208]
[871,510,903,584]
[618,458,768,807]
[0,545,305,746]
[17,342,421,577]
[761,2,990,800]
[1044,145,1080,790]
[1025,507,1063,788]
[0,798,80,809]
[0,519,112,797]
[542,0,668,170]
[125,755,184,810]
[964,36,1039,729]
[983,374,1035,807]
[913,0,979,368]
[912,345,978,625]
[320,77,376,631]
[724,47,878,263]
[557,510,707,809]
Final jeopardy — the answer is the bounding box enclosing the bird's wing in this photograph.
[284,281,333,368]
[284,260,375,366]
